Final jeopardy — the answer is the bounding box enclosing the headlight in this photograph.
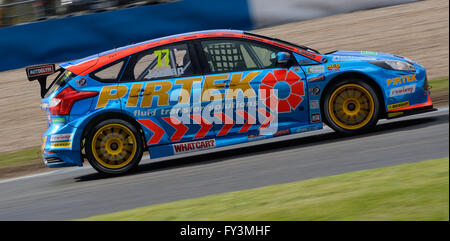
[370,60,416,72]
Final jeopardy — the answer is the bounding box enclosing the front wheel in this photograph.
[323,80,380,134]
[85,119,144,174]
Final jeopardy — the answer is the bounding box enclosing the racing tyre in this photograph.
[85,119,144,174]
[323,79,380,134]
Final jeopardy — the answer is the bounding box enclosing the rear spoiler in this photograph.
[26,64,62,98]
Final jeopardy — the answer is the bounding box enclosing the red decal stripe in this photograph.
[163,117,188,142]
[137,119,165,145]
[258,109,275,130]
[190,114,213,139]
[236,110,256,133]
[214,113,234,136]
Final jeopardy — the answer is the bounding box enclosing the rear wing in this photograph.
[26,64,56,81]
[26,64,62,98]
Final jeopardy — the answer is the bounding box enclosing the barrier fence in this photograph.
[0,0,418,72]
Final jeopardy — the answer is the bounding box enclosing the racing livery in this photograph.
[28,30,436,174]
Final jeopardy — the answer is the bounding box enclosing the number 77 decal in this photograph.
[154,49,170,67]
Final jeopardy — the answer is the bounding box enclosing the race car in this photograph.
[27,29,436,174]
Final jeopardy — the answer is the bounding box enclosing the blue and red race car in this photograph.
[27,29,435,174]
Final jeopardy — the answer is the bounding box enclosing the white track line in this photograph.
[0,170,58,184]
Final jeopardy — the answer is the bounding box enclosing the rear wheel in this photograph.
[323,80,380,134]
[85,119,143,174]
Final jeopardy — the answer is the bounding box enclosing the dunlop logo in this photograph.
[387,101,409,111]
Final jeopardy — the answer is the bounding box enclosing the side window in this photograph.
[90,59,125,82]
[250,44,278,68]
[125,43,194,81]
[201,39,279,73]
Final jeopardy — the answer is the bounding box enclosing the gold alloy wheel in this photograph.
[328,83,375,130]
[91,123,137,169]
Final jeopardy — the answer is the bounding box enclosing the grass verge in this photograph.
[79,157,449,221]
[429,76,449,91]
[0,147,42,169]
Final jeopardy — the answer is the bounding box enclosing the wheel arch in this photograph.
[80,111,147,155]
[320,71,386,123]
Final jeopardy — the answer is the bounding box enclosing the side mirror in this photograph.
[276,52,291,64]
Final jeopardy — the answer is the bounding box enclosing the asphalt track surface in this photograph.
[0,109,448,220]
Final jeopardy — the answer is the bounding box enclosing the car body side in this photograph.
[39,30,432,168]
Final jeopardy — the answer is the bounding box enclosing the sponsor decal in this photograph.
[96,71,261,109]
[309,86,321,95]
[297,59,313,64]
[307,75,325,83]
[50,134,73,142]
[75,78,87,87]
[327,64,340,71]
[146,66,186,79]
[386,74,417,87]
[331,56,377,62]
[361,51,377,55]
[306,65,325,74]
[389,84,416,97]
[309,100,319,110]
[387,101,410,111]
[173,139,216,154]
[274,129,290,136]
[387,112,404,118]
[293,66,301,72]
[26,64,55,78]
[52,117,65,124]
[134,109,157,117]
[94,69,291,136]
[259,69,305,113]
[311,113,321,123]
[96,70,290,143]
[51,142,72,148]
[294,126,318,134]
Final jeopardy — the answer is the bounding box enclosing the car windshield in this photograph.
[244,32,321,54]
[44,70,76,98]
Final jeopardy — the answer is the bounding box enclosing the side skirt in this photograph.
[147,123,323,159]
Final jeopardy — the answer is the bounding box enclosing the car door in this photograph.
[118,42,213,146]
[196,38,309,137]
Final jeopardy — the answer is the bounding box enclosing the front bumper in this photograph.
[386,92,436,119]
